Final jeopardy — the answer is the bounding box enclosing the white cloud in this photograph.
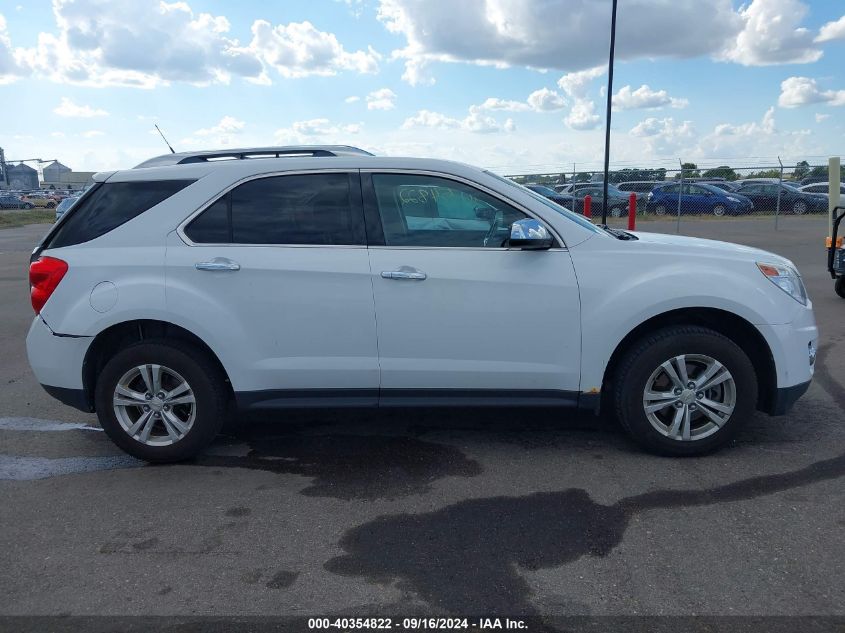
[714,107,776,136]
[6,1,380,87]
[778,76,845,108]
[476,88,567,113]
[721,0,822,66]
[565,100,601,131]
[402,106,514,134]
[815,113,830,123]
[53,97,108,117]
[526,88,567,112]
[366,88,396,110]
[557,66,605,100]
[629,117,696,155]
[249,19,380,79]
[557,67,605,131]
[82,130,104,138]
[194,116,245,136]
[0,14,27,84]
[377,0,744,84]
[613,84,688,110]
[274,118,362,144]
[816,15,845,42]
[345,95,360,103]
[477,97,532,112]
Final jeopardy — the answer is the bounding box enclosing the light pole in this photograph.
[600,0,619,225]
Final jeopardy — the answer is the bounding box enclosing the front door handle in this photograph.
[381,270,427,281]
[195,258,240,271]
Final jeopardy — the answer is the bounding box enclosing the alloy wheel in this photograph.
[642,354,736,441]
[112,364,196,446]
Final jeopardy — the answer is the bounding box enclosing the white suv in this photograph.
[26,146,817,461]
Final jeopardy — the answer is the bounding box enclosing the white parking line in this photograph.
[0,417,103,432]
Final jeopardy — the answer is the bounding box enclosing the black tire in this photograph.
[612,326,757,456]
[654,204,667,216]
[610,206,625,218]
[836,276,845,299]
[792,200,807,215]
[23,203,34,210]
[94,340,227,462]
[712,204,727,217]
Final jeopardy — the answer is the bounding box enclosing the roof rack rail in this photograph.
[134,145,375,169]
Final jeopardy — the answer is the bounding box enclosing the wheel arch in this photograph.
[82,319,234,412]
[601,307,777,414]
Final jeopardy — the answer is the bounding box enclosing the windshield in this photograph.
[484,171,605,235]
[782,183,802,193]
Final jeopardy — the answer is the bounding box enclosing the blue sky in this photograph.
[0,0,843,174]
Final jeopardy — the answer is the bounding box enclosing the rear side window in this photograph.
[44,180,194,249]
[184,172,365,246]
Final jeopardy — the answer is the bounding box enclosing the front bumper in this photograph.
[769,380,811,416]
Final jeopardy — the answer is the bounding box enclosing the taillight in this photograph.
[29,256,68,314]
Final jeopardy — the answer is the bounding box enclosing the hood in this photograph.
[628,231,794,267]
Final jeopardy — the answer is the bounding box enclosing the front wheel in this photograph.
[792,200,808,215]
[23,203,34,209]
[654,204,667,216]
[94,341,227,462]
[613,326,757,456]
[712,204,727,217]
[836,276,845,299]
[610,206,625,218]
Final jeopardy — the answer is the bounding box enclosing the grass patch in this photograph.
[0,209,55,229]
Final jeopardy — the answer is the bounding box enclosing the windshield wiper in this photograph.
[598,225,638,240]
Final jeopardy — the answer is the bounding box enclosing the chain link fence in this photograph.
[505,161,843,230]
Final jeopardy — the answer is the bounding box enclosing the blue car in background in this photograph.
[647,182,754,216]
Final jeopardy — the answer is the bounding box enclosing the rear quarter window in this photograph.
[42,180,194,249]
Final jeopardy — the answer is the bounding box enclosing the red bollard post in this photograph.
[583,194,592,219]
[628,192,637,231]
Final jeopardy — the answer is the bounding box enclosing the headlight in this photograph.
[726,196,740,203]
[647,192,653,200]
[757,262,807,305]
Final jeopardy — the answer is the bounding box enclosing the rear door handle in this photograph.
[195,258,240,271]
[381,270,426,281]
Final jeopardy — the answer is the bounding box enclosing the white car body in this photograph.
[26,147,818,457]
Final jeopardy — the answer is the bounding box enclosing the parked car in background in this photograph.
[734,182,828,215]
[553,183,574,194]
[21,194,56,209]
[701,181,741,192]
[647,182,754,216]
[525,184,575,209]
[617,181,665,195]
[0,194,34,209]
[54,196,79,222]
[799,183,845,196]
[26,145,816,461]
[569,185,631,217]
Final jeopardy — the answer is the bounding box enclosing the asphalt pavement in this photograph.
[0,218,843,629]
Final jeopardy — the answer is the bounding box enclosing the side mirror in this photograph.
[508,218,554,250]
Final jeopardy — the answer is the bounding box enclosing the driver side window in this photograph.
[371,173,528,247]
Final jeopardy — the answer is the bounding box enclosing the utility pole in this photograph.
[600,0,619,225]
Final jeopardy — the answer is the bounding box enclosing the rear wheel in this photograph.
[613,326,757,456]
[610,206,624,218]
[792,200,808,215]
[836,276,845,299]
[94,340,227,462]
[654,204,667,216]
